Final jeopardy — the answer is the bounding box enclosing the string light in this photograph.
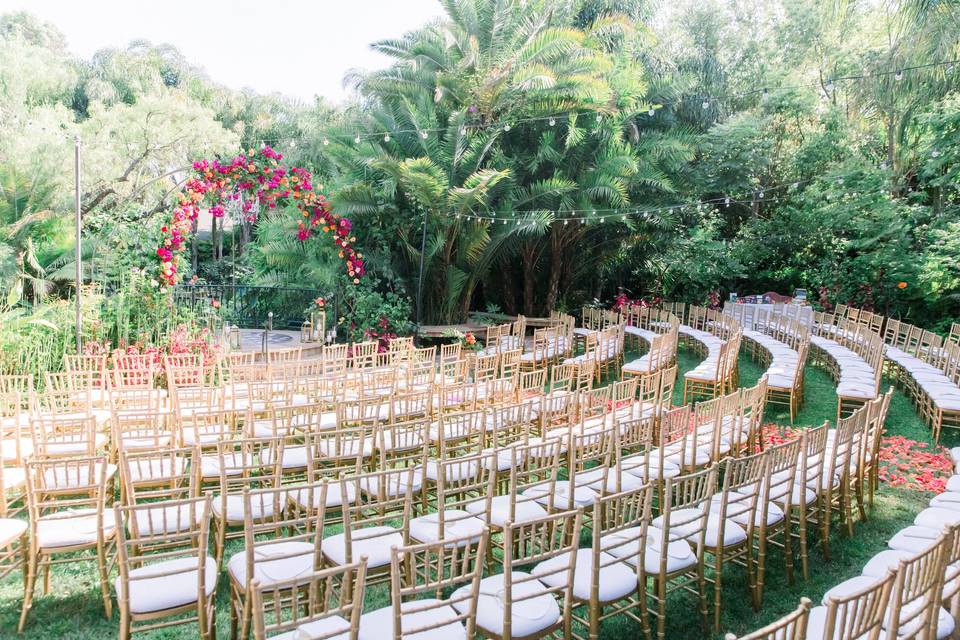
[702,100,710,110]
[503,124,511,132]
[895,69,903,81]
[354,134,361,144]
[322,137,329,146]
[420,130,428,139]
[549,117,556,126]
[383,133,391,142]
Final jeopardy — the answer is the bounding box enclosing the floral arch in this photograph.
[156,145,364,286]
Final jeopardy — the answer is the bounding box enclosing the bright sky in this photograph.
[0,0,446,103]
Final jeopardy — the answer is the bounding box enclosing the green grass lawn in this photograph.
[0,348,950,639]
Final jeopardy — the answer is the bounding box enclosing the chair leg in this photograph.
[18,551,38,633]
[97,542,113,620]
[712,553,724,632]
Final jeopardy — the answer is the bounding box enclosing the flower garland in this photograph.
[156,145,365,286]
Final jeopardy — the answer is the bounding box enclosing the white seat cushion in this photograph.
[889,526,942,553]
[37,508,116,548]
[409,510,487,544]
[805,605,870,640]
[821,575,881,605]
[451,572,560,638]
[124,456,184,483]
[358,470,423,498]
[914,507,960,529]
[358,600,467,640]
[132,503,203,536]
[652,508,747,548]
[323,526,403,568]
[118,555,218,614]
[0,518,27,547]
[289,483,357,509]
[602,526,697,575]
[861,549,914,578]
[522,481,598,510]
[227,540,315,587]
[212,493,277,523]
[533,548,637,602]
[275,616,351,640]
[466,495,548,528]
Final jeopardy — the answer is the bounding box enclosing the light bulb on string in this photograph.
[932,149,941,158]
[621,215,627,221]
[724,197,730,207]
[826,79,834,92]
[459,126,467,136]
[702,100,710,110]
[503,123,511,132]
[548,117,556,127]
[354,134,361,144]
[420,130,428,139]
[758,190,764,199]
[762,87,769,98]
[648,108,655,117]
[595,113,602,123]
[384,133,391,142]
[895,69,903,81]
[322,137,329,146]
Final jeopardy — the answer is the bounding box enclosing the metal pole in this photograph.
[415,207,428,339]
[74,135,82,353]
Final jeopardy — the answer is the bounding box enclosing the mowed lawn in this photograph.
[0,347,950,639]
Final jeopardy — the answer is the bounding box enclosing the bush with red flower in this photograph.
[156,146,365,287]
[337,278,413,351]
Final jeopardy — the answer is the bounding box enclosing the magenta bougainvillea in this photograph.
[156,145,365,286]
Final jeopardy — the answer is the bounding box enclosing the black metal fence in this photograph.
[173,284,326,329]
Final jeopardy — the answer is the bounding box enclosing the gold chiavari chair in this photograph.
[410,450,495,547]
[31,414,107,459]
[881,530,952,639]
[19,455,116,631]
[1,389,33,467]
[227,482,328,639]
[358,532,487,638]
[370,420,428,508]
[805,570,894,640]
[63,354,110,407]
[705,451,766,630]
[468,439,562,530]
[645,465,715,640]
[178,408,243,454]
[112,353,158,390]
[38,373,112,427]
[753,437,802,607]
[113,495,217,640]
[321,468,414,585]
[548,484,653,640]
[210,436,282,560]
[350,341,379,369]
[112,410,176,457]
[461,510,582,640]
[724,598,811,640]
[440,342,462,364]
[250,561,367,640]
[0,513,26,583]
[783,422,827,580]
[119,446,198,515]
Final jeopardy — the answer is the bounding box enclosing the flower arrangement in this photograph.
[83,323,223,373]
[445,329,484,352]
[156,146,365,287]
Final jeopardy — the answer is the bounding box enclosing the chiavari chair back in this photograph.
[250,561,367,640]
[724,598,811,640]
[113,494,217,639]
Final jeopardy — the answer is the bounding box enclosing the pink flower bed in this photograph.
[761,424,952,494]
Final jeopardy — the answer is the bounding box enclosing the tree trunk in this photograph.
[544,227,563,314]
[520,242,538,316]
[499,256,517,315]
[886,117,897,195]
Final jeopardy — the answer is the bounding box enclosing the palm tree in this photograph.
[328,0,694,322]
